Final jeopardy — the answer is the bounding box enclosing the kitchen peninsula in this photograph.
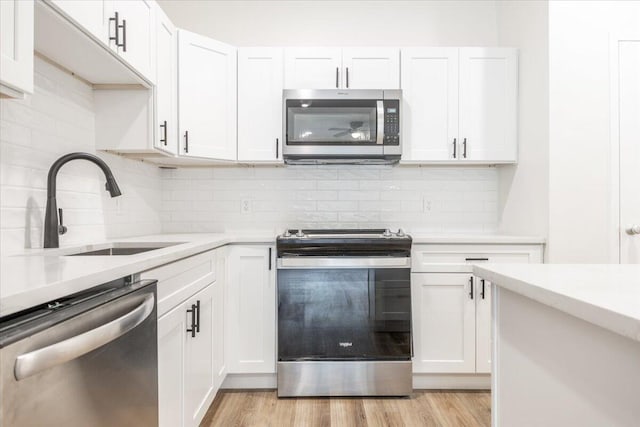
[474,264,640,426]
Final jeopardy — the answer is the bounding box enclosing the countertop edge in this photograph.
[473,265,640,343]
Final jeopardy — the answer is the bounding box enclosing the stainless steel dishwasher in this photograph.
[0,277,158,426]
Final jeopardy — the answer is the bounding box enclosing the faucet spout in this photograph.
[44,152,122,248]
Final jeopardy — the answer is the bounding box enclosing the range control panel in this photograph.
[383,99,400,145]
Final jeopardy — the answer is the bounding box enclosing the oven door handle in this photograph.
[14,293,154,381]
[376,100,384,145]
[277,257,411,269]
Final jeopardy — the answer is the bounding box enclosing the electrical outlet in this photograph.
[241,199,251,214]
[423,198,432,212]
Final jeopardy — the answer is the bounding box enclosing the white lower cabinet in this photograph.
[411,243,543,375]
[156,250,224,427]
[226,245,276,374]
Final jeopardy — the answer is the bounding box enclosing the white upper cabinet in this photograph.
[342,48,399,89]
[284,47,398,90]
[459,48,518,162]
[154,6,177,155]
[0,0,33,97]
[178,30,237,160]
[50,0,108,41]
[401,48,459,161]
[284,47,342,89]
[237,48,284,162]
[401,47,518,163]
[108,0,156,83]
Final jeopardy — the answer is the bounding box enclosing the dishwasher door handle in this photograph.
[14,293,155,381]
[277,257,411,269]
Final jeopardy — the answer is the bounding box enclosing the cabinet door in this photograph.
[154,6,177,154]
[110,0,155,82]
[342,48,399,89]
[459,48,517,162]
[179,30,237,160]
[475,277,492,373]
[212,256,226,390]
[158,303,186,427]
[400,48,458,161]
[50,0,108,42]
[184,284,216,427]
[227,246,276,373]
[411,273,476,373]
[237,48,284,162]
[284,47,342,89]
[0,0,33,97]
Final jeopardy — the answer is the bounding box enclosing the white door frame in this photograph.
[609,33,640,263]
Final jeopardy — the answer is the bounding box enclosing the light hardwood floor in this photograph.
[201,390,491,427]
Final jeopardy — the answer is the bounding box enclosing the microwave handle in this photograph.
[376,100,384,145]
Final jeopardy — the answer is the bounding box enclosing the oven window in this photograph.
[286,100,378,144]
[278,268,411,361]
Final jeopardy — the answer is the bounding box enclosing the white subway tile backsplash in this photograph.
[162,165,499,233]
[0,57,162,253]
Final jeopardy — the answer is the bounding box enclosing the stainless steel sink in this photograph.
[63,242,185,256]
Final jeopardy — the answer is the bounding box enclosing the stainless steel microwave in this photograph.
[283,89,402,164]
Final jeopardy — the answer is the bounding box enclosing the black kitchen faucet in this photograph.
[44,152,122,248]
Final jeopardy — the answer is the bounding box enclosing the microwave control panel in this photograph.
[383,100,400,145]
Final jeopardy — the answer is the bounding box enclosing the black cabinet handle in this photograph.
[268,247,272,270]
[335,67,339,88]
[186,304,197,337]
[195,300,200,333]
[275,138,279,159]
[160,120,167,145]
[463,137,467,159]
[481,279,486,300]
[453,138,457,159]
[109,12,120,46]
[465,257,489,261]
[121,19,127,52]
[184,131,189,153]
[469,276,474,300]
[346,67,349,88]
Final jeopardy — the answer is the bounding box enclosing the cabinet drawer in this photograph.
[142,250,217,316]
[412,244,543,273]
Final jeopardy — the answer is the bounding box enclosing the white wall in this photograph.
[0,57,162,254]
[495,1,549,240]
[547,1,640,263]
[161,165,498,234]
[157,0,500,46]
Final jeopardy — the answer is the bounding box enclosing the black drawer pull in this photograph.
[469,276,474,300]
[186,303,197,337]
[465,257,489,261]
[481,279,486,299]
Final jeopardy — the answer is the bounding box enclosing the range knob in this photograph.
[296,229,305,238]
[283,229,291,237]
[396,228,406,237]
[383,229,392,237]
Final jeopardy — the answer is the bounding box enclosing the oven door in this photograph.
[277,262,411,362]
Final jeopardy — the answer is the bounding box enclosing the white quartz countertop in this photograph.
[0,232,274,317]
[0,231,543,318]
[410,234,545,244]
[474,264,640,342]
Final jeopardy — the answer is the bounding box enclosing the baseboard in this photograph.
[413,374,491,390]
[221,373,490,391]
[222,373,277,389]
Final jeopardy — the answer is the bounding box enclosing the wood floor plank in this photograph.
[201,390,491,427]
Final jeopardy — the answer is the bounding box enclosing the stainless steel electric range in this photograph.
[276,228,412,397]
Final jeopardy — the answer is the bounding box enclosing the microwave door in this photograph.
[286,99,379,145]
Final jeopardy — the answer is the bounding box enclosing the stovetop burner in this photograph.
[280,228,408,239]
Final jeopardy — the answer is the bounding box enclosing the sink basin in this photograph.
[64,242,185,256]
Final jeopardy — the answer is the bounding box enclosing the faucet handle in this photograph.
[58,208,68,235]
